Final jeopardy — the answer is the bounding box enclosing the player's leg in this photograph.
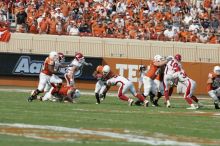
[163,75,172,107]
[99,83,107,101]
[184,82,196,109]
[94,80,102,104]
[118,83,133,106]
[129,81,149,107]
[150,81,158,106]
[64,73,71,86]
[154,81,164,106]
[189,81,203,108]
[209,88,220,109]
[28,73,49,102]
[143,76,152,97]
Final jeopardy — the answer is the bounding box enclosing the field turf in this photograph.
[0,90,220,146]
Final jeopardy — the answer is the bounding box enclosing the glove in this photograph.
[87,63,93,66]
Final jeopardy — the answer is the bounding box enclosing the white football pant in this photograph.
[37,72,51,92]
[143,76,157,96]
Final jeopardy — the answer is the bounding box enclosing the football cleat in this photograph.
[27,96,33,102]
[214,102,220,109]
[128,99,134,106]
[144,100,149,107]
[186,104,197,110]
[166,100,171,108]
[154,99,159,107]
[134,100,142,106]
[197,102,204,108]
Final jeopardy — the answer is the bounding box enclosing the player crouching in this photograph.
[41,83,80,103]
[103,65,149,106]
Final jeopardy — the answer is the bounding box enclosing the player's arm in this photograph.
[83,61,93,66]
[92,71,98,78]
[66,65,77,86]
[153,60,168,67]
[48,64,56,74]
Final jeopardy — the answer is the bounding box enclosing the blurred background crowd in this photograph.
[0,0,219,43]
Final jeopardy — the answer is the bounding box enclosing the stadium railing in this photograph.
[0,33,220,63]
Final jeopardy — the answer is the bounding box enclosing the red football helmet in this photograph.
[75,52,84,62]
[174,54,181,62]
[58,52,65,63]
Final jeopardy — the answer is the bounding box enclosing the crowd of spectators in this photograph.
[0,0,219,44]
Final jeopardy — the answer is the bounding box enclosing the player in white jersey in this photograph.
[172,70,202,109]
[163,54,182,107]
[104,65,149,106]
[64,52,92,86]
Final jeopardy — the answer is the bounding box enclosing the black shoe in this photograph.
[154,99,159,107]
[27,96,33,102]
[134,100,142,106]
[214,102,220,109]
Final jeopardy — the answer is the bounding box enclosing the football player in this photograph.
[163,54,182,107]
[207,66,220,109]
[142,55,167,106]
[153,64,166,106]
[103,65,149,106]
[92,65,110,104]
[27,51,58,102]
[172,70,202,109]
[64,52,92,86]
[42,82,80,103]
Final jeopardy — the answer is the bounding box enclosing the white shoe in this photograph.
[144,100,149,107]
[128,99,134,106]
[187,104,197,110]
[166,100,171,108]
[197,102,203,108]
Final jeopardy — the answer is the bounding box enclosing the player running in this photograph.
[64,52,92,86]
[92,65,110,104]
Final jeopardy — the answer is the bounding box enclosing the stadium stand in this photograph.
[0,0,219,43]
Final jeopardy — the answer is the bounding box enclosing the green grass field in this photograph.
[0,89,220,146]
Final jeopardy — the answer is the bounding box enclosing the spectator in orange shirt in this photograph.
[92,21,106,37]
[60,0,71,20]
[155,21,165,40]
[48,16,57,35]
[179,27,188,42]
[39,15,49,34]
[208,33,218,44]
[189,31,199,43]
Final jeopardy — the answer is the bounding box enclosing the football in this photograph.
[96,73,103,79]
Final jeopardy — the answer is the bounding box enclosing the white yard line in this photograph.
[0,123,200,146]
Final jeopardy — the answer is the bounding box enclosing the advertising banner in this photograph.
[0,53,102,80]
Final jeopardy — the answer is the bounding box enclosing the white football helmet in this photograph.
[214,66,220,75]
[49,51,58,61]
[154,55,162,61]
[74,89,80,98]
[102,65,110,75]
